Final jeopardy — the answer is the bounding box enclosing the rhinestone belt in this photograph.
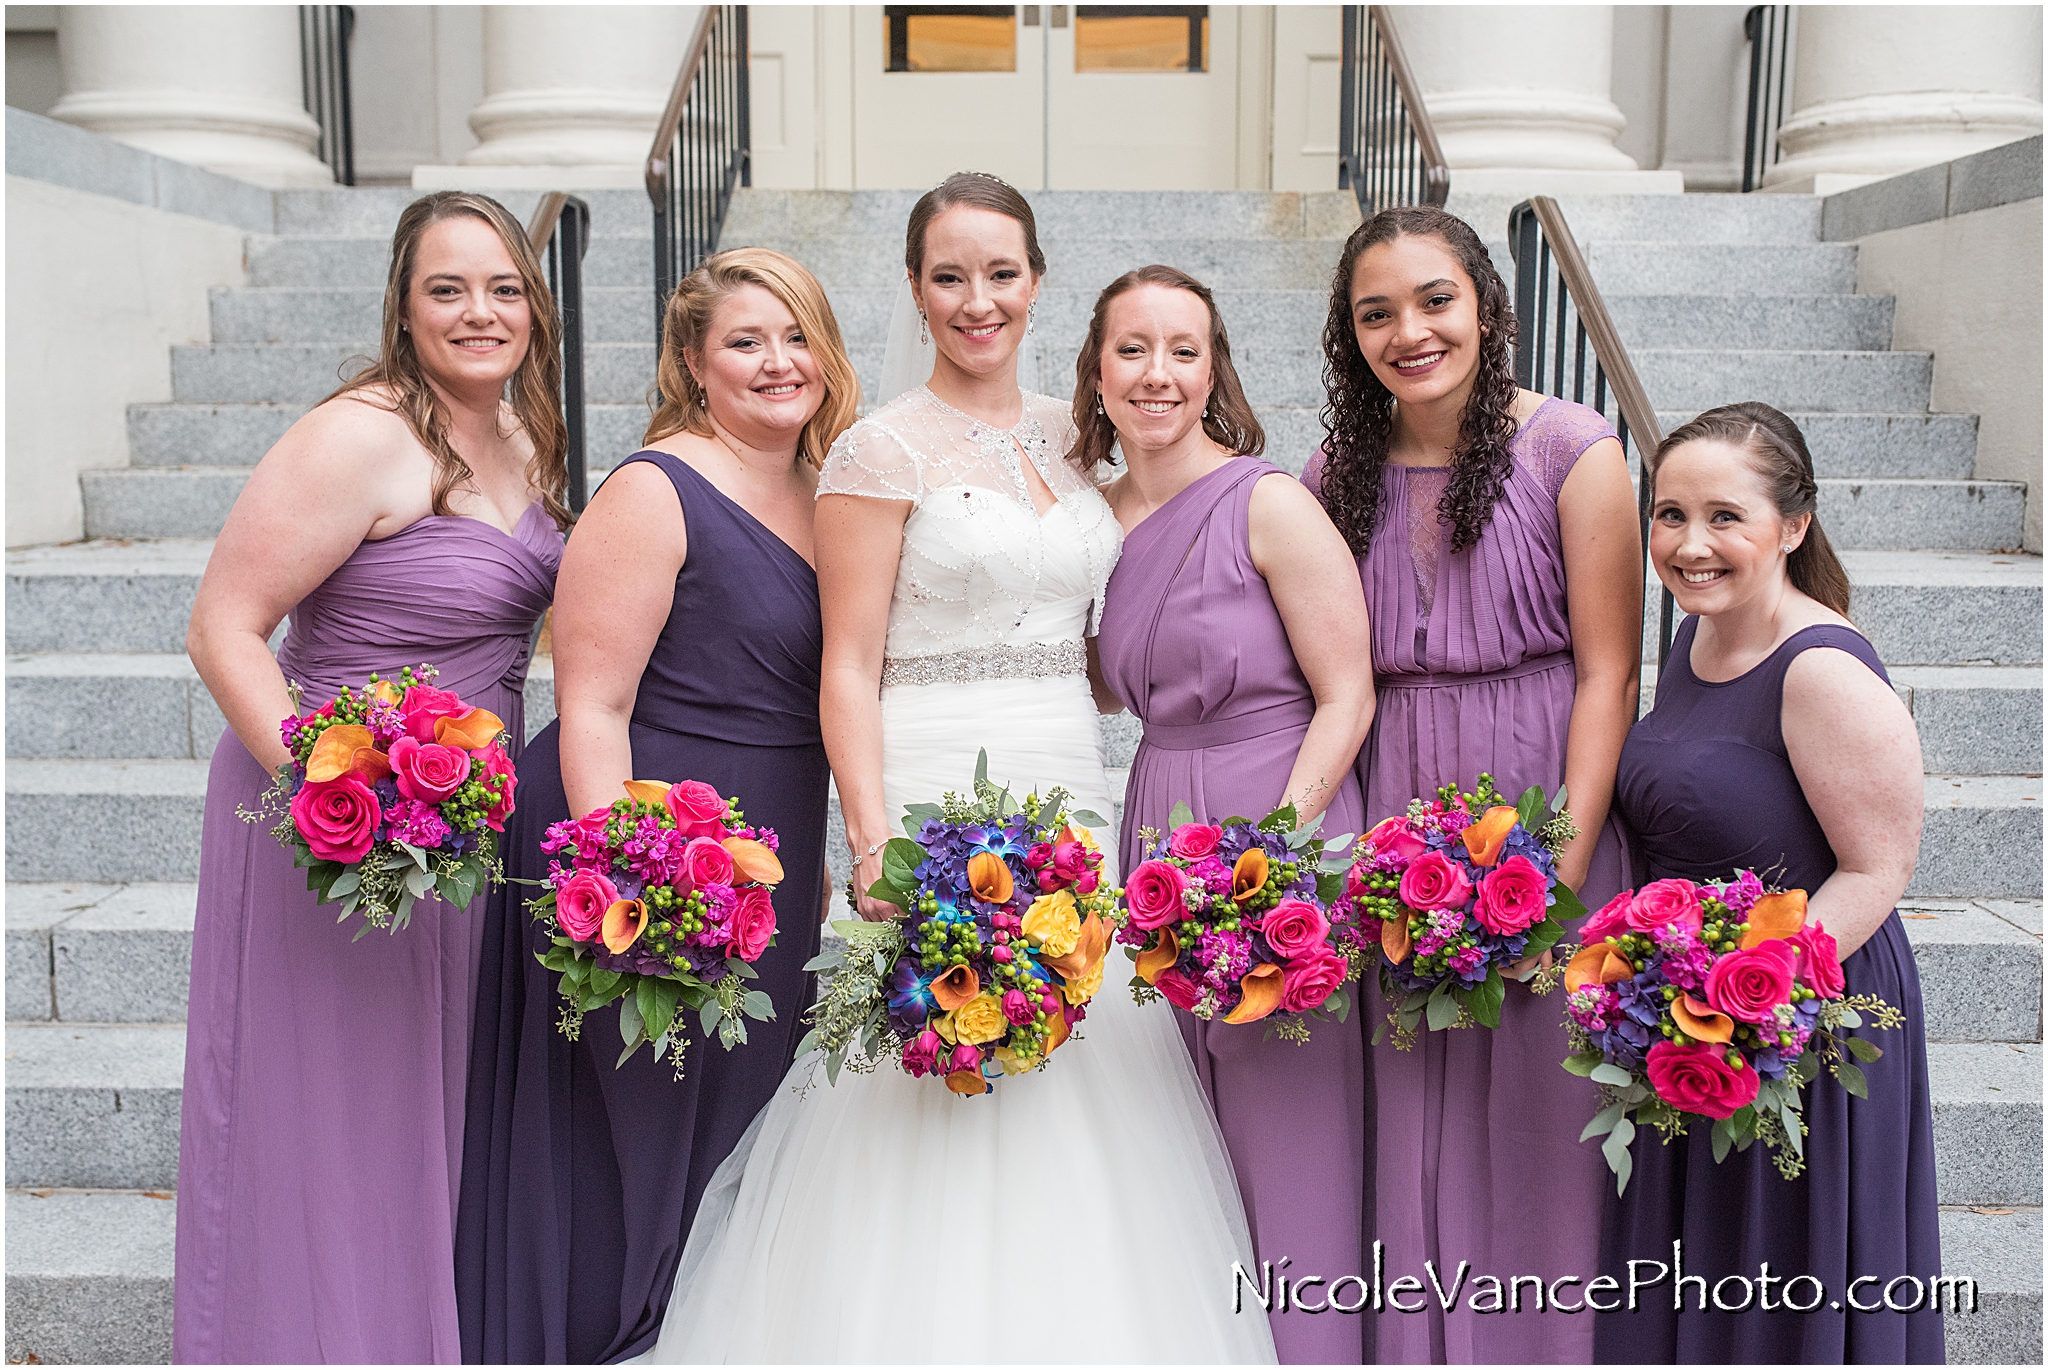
[880,639,1088,689]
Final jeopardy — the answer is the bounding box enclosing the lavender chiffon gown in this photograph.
[174,503,561,1364]
[1598,617,1943,1363]
[1306,398,1627,1364]
[1099,458,1370,1365]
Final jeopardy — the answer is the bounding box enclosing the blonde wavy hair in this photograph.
[326,191,571,530]
[645,247,859,469]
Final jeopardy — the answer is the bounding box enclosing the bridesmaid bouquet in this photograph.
[1562,870,1902,1193]
[531,780,785,1074]
[1337,775,1584,1046]
[1116,803,1364,1041]
[246,664,516,936]
[798,751,1118,1097]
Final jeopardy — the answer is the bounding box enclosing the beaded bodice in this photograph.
[817,386,1122,660]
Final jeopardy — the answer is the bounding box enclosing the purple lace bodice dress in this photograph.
[1097,457,1369,1364]
[1307,397,1629,1364]
[174,503,560,1364]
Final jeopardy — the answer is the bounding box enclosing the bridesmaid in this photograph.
[456,248,858,1363]
[1091,265,1377,1363]
[1306,205,1642,1364]
[176,192,566,1363]
[1597,403,1941,1363]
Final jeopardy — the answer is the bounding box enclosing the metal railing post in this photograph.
[1337,7,1448,215]
[646,7,751,349]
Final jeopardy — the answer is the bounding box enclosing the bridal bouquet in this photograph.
[798,752,1118,1097]
[1336,775,1583,1045]
[244,664,515,936]
[1563,870,1900,1193]
[531,779,784,1074]
[1116,803,1363,1041]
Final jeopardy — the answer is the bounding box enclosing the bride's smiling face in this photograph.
[911,206,1038,379]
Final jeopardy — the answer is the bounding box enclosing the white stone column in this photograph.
[1385,4,1681,195]
[414,5,697,189]
[1764,6,2043,193]
[48,5,334,187]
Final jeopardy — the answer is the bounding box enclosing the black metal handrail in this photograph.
[1742,5,1794,193]
[299,5,355,186]
[646,6,750,341]
[529,193,592,514]
[1508,197,1672,673]
[1337,6,1449,216]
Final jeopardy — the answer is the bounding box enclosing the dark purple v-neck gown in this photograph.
[456,452,827,1364]
[1598,616,1943,1363]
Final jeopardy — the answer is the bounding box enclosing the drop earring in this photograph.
[918,311,929,346]
[1096,393,1106,416]
[1028,299,1037,335]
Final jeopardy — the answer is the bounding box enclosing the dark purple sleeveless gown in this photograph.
[1598,616,1944,1363]
[175,504,560,1364]
[1098,458,1370,1365]
[456,453,828,1364]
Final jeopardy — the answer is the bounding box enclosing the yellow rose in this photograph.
[1021,888,1081,958]
[933,1010,958,1045]
[1061,957,1105,1006]
[951,993,1009,1045]
[993,1045,1038,1076]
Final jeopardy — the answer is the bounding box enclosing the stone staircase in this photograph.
[6,185,2041,1363]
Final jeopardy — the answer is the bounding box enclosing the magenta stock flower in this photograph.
[386,798,452,849]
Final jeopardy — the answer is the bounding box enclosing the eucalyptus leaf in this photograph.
[328,868,362,899]
[1550,783,1568,814]
[1846,1036,1882,1063]
[794,1027,820,1058]
[1603,1126,1634,1195]
[1580,1100,1626,1142]
[1589,1062,1636,1088]
[726,958,759,980]
[1835,1007,1863,1029]
[742,989,775,1020]
[616,1040,643,1069]
[700,999,724,1036]
[1835,1061,1869,1099]
[398,840,431,872]
[1562,1050,1605,1077]
[1070,808,1108,828]
[803,950,845,972]
[973,749,990,788]
[1425,992,1461,1031]
[619,1007,645,1049]
[1711,1117,1733,1164]
[1168,800,1195,832]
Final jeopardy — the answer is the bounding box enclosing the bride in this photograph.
[639,174,1277,1363]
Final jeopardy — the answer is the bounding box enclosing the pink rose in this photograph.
[555,868,619,944]
[1124,859,1189,931]
[1154,967,1202,1012]
[680,836,736,890]
[388,735,471,805]
[1788,922,1846,999]
[1279,949,1349,1013]
[1581,889,1634,943]
[398,683,468,743]
[1363,815,1429,864]
[1474,854,1550,935]
[291,773,381,863]
[1645,1040,1759,1119]
[1169,823,1223,860]
[902,1029,943,1077]
[1398,850,1474,912]
[1260,898,1332,959]
[1628,878,1704,934]
[665,780,730,840]
[1704,939,1798,1024]
[947,1043,982,1074]
[1002,989,1035,1025]
[726,884,776,961]
[479,744,517,832]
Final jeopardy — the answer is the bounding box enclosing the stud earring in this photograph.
[1203,404,1211,420]
[918,311,928,346]
[1782,544,1794,554]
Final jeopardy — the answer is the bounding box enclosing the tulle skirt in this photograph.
[636,676,1278,1363]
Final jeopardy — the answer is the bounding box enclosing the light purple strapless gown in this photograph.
[1306,397,1628,1365]
[1099,457,1369,1365]
[173,504,560,1364]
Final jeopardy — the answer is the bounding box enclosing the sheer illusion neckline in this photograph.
[1385,396,1557,471]
[916,385,1070,522]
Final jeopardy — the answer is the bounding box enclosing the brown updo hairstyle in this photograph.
[904,171,1047,280]
[328,191,571,530]
[645,247,860,471]
[1069,264,1264,476]
[1317,205,1520,556]
[1650,401,1852,616]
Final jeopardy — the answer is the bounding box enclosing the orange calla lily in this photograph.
[602,899,648,954]
[1224,963,1286,1024]
[1135,926,1181,985]
[1381,913,1413,965]
[306,725,390,783]
[1045,1010,1071,1054]
[1671,993,1735,1044]
[1231,848,1269,903]
[1740,890,1808,947]
[434,707,504,752]
[723,837,785,885]
[944,1069,989,1096]
[931,964,980,1012]
[1462,806,1520,867]
[1045,911,1109,982]
[1565,942,1636,994]
[967,851,1014,905]
[367,679,404,705]
[621,779,672,810]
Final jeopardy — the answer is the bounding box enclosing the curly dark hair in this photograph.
[1317,205,1520,556]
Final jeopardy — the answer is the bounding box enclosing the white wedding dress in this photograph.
[639,388,1277,1364]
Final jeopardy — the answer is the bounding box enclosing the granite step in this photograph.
[6,539,213,655]
[5,1024,185,1190]
[724,187,1365,241]
[1633,348,1932,415]
[1652,411,1978,481]
[1929,1043,2043,1207]
[1441,190,1824,246]
[1894,667,2045,776]
[4,1189,176,1364]
[1814,479,2028,552]
[208,284,656,347]
[1842,551,2043,667]
[247,232,654,290]
[1607,293,1894,351]
[5,882,196,1024]
[4,761,211,882]
[1936,1205,2045,1364]
[1581,240,1858,296]
[125,400,648,468]
[1915,776,2044,898]
[717,232,1350,291]
[6,653,226,759]
[269,185,655,239]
